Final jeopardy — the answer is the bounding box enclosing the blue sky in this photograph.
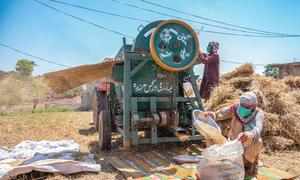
[0,0,300,76]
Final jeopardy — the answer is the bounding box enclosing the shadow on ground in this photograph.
[78,127,97,136]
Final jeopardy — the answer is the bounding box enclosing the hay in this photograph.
[287,90,300,104]
[221,64,254,81]
[264,136,295,151]
[283,76,300,89]
[205,84,241,111]
[228,77,253,91]
[264,90,287,115]
[280,112,300,145]
[262,113,281,137]
[249,80,267,107]
[204,64,300,152]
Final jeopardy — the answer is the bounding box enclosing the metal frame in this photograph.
[119,38,204,148]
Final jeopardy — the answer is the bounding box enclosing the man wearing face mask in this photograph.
[206,92,264,179]
[197,41,220,101]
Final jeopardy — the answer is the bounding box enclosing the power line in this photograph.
[220,59,297,66]
[0,42,274,68]
[47,0,150,23]
[221,59,247,65]
[20,0,294,68]
[221,59,266,66]
[40,0,299,38]
[111,0,299,37]
[0,42,71,67]
[34,0,134,39]
[196,29,284,38]
[141,0,297,37]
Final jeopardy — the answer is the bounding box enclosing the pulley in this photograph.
[150,20,200,71]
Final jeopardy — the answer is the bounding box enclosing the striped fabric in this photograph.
[109,150,196,180]
[109,150,297,180]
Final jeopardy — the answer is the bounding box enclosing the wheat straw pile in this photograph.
[204,64,300,152]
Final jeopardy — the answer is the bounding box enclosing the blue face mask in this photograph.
[207,45,212,53]
[237,105,252,118]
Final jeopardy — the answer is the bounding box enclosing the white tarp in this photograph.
[0,140,101,179]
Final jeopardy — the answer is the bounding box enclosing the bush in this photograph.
[0,74,26,108]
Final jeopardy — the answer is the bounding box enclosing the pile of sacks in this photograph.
[204,64,300,152]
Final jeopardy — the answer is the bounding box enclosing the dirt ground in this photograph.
[0,111,299,179]
[1,96,81,113]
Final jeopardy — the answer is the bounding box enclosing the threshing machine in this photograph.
[44,19,204,150]
[92,19,204,150]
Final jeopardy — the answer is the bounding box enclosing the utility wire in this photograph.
[0,42,270,67]
[47,0,150,23]
[221,59,266,66]
[28,0,292,66]
[111,0,299,37]
[221,59,247,65]
[0,42,71,67]
[141,0,297,37]
[196,29,284,38]
[34,0,134,39]
[42,0,298,38]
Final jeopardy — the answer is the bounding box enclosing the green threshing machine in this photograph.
[94,19,204,150]
[45,19,205,150]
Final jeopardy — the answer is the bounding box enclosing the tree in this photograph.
[0,74,25,109]
[15,59,37,77]
[27,76,51,109]
[0,74,50,110]
[263,64,279,78]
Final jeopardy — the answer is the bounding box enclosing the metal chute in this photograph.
[44,60,122,93]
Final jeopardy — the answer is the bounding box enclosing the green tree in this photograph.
[263,64,279,78]
[27,76,51,109]
[15,59,37,77]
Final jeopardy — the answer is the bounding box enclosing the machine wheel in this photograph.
[93,90,100,132]
[150,19,199,71]
[99,110,111,150]
[93,90,106,132]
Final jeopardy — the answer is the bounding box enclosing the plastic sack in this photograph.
[196,140,245,180]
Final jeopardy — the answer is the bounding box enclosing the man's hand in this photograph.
[200,52,208,58]
[198,52,207,63]
[237,132,253,145]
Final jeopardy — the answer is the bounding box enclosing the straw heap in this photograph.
[204,64,300,152]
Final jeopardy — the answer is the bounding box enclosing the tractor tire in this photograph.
[99,110,111,150]
[93,90,106,132]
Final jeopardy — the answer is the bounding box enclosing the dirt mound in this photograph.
[205,64,300,152]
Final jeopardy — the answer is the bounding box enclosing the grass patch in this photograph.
[0,111,91,148]
[31,107,73,113]
[0,107,73,116]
